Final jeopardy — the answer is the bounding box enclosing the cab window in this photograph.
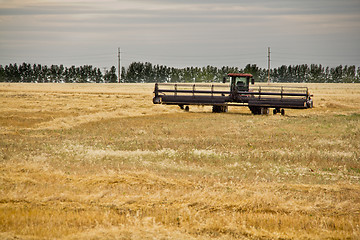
[236,77,246,88]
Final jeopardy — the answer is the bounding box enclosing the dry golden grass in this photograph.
[0,82,360,239]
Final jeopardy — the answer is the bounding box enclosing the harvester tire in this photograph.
[212,105,221,113]
[249,106,260,115]
[261,107,269,115]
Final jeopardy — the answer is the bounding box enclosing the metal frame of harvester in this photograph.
[153,73,313,115]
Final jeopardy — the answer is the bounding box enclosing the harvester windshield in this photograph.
[228,73,253,92]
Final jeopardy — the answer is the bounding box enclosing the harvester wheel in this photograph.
[185,106,189,112]
[261,107,269,115]
[212,105,221,113]
[249,106,261,115]
[273,108,280,115]
[281,109,285,116]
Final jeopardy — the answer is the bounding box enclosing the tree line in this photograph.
[0,63,117,83]
[1,62,359,83]
[124,62,359,83]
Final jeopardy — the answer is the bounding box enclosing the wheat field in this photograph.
[0,82,359,239]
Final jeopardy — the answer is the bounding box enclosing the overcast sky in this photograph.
[1,0,360,69]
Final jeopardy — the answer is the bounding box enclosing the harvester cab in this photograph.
[228,73,255,92]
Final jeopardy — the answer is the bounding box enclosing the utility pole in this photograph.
[267,47,271,84]
[118,47,121,83]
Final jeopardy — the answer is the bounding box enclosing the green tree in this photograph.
[126,62,146,83]
[19,63,33,82]
[170,68,180,83]
[121,66,126,83]
[7,64,21,82]
[104,66,117,83]
[50,65,58,83]
[343,65,356,83]
[277,65,287,82]
[40,65,49,83]
[143,62,153,82]
[0,65,5,82]
[309,64,324,83]
[32,64,42,83]
[59,64,65,82]
[244,64,260,82]
[330,65,343,83]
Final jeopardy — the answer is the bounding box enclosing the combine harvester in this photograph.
[153,73,313,115]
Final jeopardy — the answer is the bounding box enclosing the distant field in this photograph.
[0,83,359,239]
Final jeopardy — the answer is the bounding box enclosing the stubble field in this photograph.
[0,82,360,239]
